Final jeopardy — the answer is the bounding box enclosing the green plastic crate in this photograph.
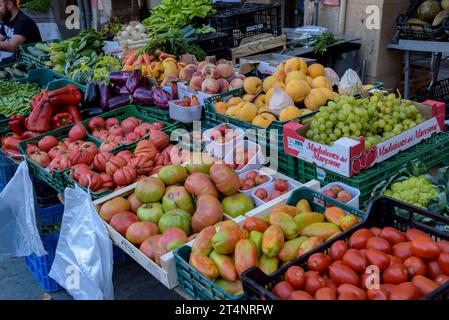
[203,88,317,150]
[298,132,449,208]
[136,105,172,122]
[46,78,86,92]
[15,68,66,88]
[63,171,111,200]
[17,123,102,194]
[19,40,57,69]
[85,105,182,153]
[174,245,244,300]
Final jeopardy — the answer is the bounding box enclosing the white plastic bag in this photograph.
[0,161,46,261]
[338,69,363,96]
[269,88,294,116]
[49,185,114,300]
[325,67,340,86]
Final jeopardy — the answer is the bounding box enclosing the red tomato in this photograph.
[412,275,439,297]
[366,237,392,254]
[438,252,449,275]
[288,290,314,300]
[315,287,337,300]
[380,227,405,245]
[411,240,441,260]
[349,229,374,249]
[405,229,432,242]
[329,240,349,261]
[367,288,389,300]
[427,260,443,280]
[382,263,408,285]
[284,266,306,290]
[389,282,419,300]
[307,253,332,273]
[392,242,413,261]
[403,256,427,278]
[272,281,294,300]
[68,124,87,142]
[342,249,367,273]
[337,283,367,300]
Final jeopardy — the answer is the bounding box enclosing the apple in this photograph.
[274,179,289,192]
[323,190,337,199]
[337,190,352,203]
[255,175,270,186]
[330,184,344,195]
[137,203,164,224]
[110,211,138,236]
[254,188,268,200]
[246,171,258,180]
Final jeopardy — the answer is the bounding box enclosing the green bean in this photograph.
[0,81,41,117]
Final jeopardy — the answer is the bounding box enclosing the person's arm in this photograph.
[0,34,25,52]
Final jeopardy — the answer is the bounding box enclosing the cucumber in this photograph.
[0,71,10,80]
[27,46,46,58]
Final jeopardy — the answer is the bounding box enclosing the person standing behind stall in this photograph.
[0,0,42,63]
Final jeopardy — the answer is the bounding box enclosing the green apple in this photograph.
[137,203,164,224]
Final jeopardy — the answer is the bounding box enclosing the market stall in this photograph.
[1,0,449,302]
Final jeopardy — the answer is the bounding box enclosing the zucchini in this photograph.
[0,71,10,80]
[27,46,46,58]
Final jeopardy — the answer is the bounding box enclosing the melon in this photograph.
[417,0,442,22]
[442,0,449,10]
[433,10,449,25]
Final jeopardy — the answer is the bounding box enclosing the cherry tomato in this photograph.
[337,283,367,300]
[315,287,337,300]
[342,249,367,273]
[392,242,413,261]
[329,240,348,261]
[411,240,441,260]
[405,229,432,242]
[329,263,360,286]
[380,227,405,245]
[389,282,419,300]
[403,256,427,278]
[427,260,443,280]
[366,237,392,254]
[307,253,331,273]
[366,249,391,272]
[382,263,408,284]
[284,266,306,290]
[437,252,449,275]
[288,290,314,300]
[412,275,439,297]
[272,281,293,300]
[349,229,373,250]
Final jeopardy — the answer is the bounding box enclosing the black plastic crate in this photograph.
[416,78,449,117]
[242,196,449,300]
[396,0,448,41]
[192,32,232,60]
[209,3,282,48]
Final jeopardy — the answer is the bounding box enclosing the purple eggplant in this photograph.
[119,85,131,96]
[107,95,131,110]
[99,83,112,110]
[126,70,142,94]
[152,87,172,110]
[133,87,154,105]
[109,71,132,86]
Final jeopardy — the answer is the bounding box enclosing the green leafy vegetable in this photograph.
[310,32,338,55]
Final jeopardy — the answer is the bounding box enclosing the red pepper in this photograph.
[21,131,40,140]
[61,105,81,123]
[1,134,21,152]
[26,98,53,133]
[30,91,48,110]
[51,113,74,129]
[8,115,26,136]
[48,85,82,106]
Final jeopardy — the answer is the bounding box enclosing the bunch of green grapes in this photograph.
[384,176,438,208]
[306,92,425,148]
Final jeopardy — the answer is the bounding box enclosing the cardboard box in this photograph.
[240,53,315,76]
[283,100,445,177]
[93,168,319,288]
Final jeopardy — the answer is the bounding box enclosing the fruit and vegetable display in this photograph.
[0,81,41,117]
[270,226,449,300]
[1,84,83,156]
[407,0,449,26]
[321,184,354,205]
[186,198,360,295]
[114,21,148,53]
[306,92,426,148]
[98,161,262,267]
[173,96,200,108]
[207,124,241,145]
[239,170,271,192]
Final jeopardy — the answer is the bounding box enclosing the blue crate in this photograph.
[0,158,18,192]
[37,204,64,227]
[24,231,62,293]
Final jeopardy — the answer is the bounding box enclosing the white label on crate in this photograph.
[246,23,264,32]
[288,137,303,152]
[316,167,326,181]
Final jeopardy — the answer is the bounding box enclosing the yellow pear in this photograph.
[263,76,280,93]
[279,106,303,122]
[285,80,310,103]
[252,113,277,128]
[305,88,328,111]
[286,71,307,84]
